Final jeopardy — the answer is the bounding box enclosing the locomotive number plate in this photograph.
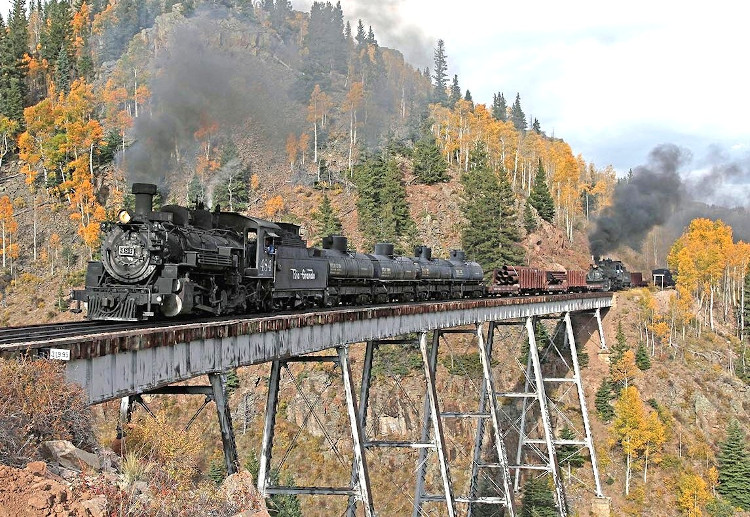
[118,246,136,257]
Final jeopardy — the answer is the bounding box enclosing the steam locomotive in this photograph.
[585,258,649,292]
[74,183,649,322]
[72,183,486,321]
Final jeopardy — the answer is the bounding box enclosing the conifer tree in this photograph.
[354,152,415,252]
[449,74,461,107]
[432,39,449,106]
[413,130,448,185]
[224,370,240,395]
[40,0,72,63]
[532,117,541,133]
[511,92,526,131]
[635,342,651,370]
[717,420,750,510]
[312,193,343,245]
[2,0,29,116]
[55,46,71,93]
[595,378,615,422]
[460,143,524,272]
[558,427,585,468]
[355,19,366,47]
[611,321,629,363]
[528,159,555,222]
[520,475,557,517]
[207,458,226,484]
[492,92,507,121]
[523,202,537,233]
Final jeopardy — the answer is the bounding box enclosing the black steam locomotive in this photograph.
[73,183,484,321]
[585,258,632,291]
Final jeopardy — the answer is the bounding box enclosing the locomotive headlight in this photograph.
[118,209,132,224]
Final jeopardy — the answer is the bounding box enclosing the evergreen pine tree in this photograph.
[523,202,538,233]
[460,143,524,272]
[511,92,527,131]
[449,74,461,107]
[312,193,343,245]
[354,152,416,252]
[635,342,651,370]
[558,427,585,468]
[492,92,507,121]
[355,19,366,48]
[528,159,555,222]
[55,45,71,93]
[3,0,29,112]
[595,378,615,422]
[366,25,376,45]
[413,130,448,185]
[532,117,541,133]
[225,370,240,396]
[717,420,750,510]
[611,321,630,363]
[40,0,72,63]
[464,89,473,103]
[1,78,24,122]
[207,458,226,485]
[432,39,449,106]
[520,475,557,517]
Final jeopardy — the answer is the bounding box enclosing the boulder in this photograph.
[221,470,268,515]
[76,495,107,517]
[42,440,101,472]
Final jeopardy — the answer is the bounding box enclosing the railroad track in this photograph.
[0,317,227,346]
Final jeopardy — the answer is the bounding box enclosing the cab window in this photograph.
[247,229,258,267]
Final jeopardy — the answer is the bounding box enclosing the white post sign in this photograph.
[49,348,71,361]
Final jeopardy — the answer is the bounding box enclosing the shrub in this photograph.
[0,357,95,467]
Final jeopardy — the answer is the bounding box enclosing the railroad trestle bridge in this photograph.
[1,293,613,517]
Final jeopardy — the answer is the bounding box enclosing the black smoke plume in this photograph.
[589,143,750,258]
[123,8,299,186]
[588,144,686,257]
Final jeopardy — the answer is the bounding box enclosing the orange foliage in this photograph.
[264,196,284,218]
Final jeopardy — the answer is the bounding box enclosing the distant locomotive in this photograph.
[73,183,485,321]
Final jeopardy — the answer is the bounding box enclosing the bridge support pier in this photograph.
[209,372,239,476]
[257,349,375,517]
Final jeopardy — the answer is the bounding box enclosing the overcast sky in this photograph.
[290,0,750,175]
[2,0,748,176]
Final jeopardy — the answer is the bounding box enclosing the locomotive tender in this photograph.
[73,183,485,321]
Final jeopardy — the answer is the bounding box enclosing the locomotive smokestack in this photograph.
[132,183,157,218]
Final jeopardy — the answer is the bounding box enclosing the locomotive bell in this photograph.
[132,183,158,218]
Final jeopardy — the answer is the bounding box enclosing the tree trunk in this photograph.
[625,449,631,496]
[33,197,37,261]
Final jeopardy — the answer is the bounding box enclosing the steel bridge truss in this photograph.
[255,310,607,517]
